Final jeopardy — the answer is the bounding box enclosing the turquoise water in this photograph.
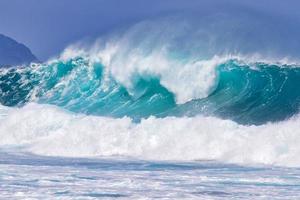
[2,56,300,199]
[2,3,300,198]
[1,58,300,124]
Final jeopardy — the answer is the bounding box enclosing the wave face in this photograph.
[1,58,300,124]
[2,16,300,167]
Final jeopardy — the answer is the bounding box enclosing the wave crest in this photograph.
[1,56,300,124]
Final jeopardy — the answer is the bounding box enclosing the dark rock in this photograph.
[0,34,38,67]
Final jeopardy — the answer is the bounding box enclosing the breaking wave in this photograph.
[1,17,300,167]
[1,56,300,124]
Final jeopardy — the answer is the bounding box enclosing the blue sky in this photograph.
[0,0,299,60]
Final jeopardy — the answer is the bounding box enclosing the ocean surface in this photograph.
[2,17,300,199]
[1,150,300,200]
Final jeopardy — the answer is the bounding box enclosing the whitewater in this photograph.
[2,17,300,199]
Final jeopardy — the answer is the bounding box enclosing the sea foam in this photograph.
[1,103,300,167]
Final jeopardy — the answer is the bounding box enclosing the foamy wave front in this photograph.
[0,103,299,167]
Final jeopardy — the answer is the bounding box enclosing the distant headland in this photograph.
[0,34,37,67]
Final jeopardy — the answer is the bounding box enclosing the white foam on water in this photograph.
[1,103,300,167]
[60,43,223,104]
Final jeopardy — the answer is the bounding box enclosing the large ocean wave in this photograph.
[1,56,300,124]
[1,17,300,167]
[1,55,300,167]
